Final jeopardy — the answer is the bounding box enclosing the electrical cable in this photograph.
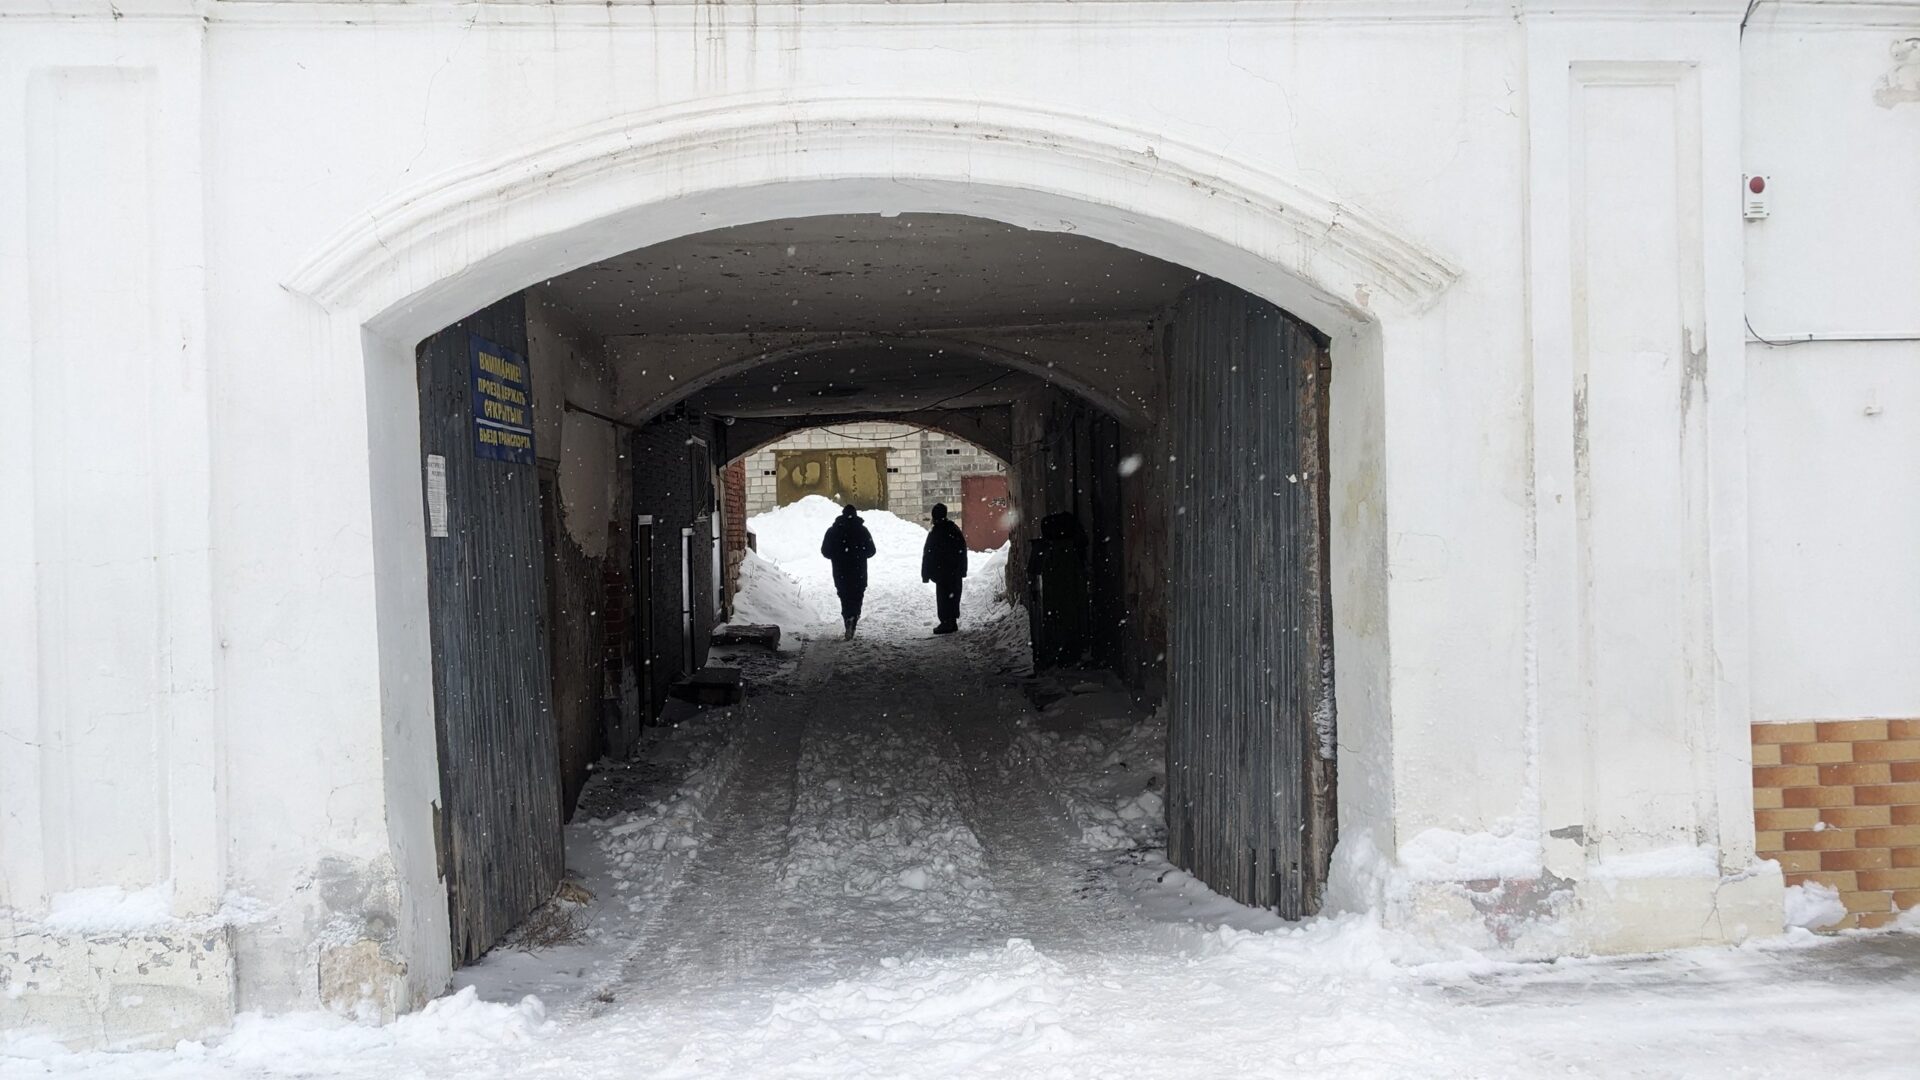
[1744,316,1813,347]
[563,399,646,429]
[800,368,1024,445]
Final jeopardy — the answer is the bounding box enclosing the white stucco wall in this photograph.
[7,0,1913,1050]
[1742,12,1920,722]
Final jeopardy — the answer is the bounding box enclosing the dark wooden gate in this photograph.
[416,295,566,964]
[1165,280,1336,919]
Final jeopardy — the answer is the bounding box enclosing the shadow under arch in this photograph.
[616,332,1153,454]
[721,413,1015,467]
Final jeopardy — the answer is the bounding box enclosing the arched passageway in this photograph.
[289,97,1422,1005]
[405,212,1345,978]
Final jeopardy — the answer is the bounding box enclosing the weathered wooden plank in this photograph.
[1164,281,1334,918]
[417,295,566,964]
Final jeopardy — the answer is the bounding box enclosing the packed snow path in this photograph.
[590,627,1143,1020]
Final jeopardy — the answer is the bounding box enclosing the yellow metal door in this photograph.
[775,449,889,510]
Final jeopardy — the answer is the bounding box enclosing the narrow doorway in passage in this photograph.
[960,474,1014,551]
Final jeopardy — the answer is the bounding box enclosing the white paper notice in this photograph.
[426,454,449,537]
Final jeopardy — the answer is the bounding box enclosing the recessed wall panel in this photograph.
[26,68,165,892]
[1569,64,1710,858]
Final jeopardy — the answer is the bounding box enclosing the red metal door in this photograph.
[959,474,1012,551]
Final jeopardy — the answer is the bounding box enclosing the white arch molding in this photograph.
[284,93,1460,335]
[299,93,1447,1008]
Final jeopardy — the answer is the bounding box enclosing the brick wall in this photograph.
[1752,719,1920,929]
[721,459,747,612]
[918,430,1004,527]
[742,422,917,515]
[740,423,1006,528]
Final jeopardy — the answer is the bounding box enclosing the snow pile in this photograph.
[1395,825,1543,883]
[43,882,173,933]
[1323,828,1401,916]
[741,494,1019,643]
[386,988,550,1047]
[958,543,1030,669]
[1589,843,1721,880]
[1198,911,1509,979]
[200,989,550,1072]
[730,548,828,631]
[1783,881,1848,930]
[750,495,930,567]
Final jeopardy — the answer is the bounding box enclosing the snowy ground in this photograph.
[9,498,1919,1078]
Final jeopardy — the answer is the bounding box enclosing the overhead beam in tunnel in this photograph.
[720,406,1013,464]
[686,342,1031,419]
[609,329,1156,436]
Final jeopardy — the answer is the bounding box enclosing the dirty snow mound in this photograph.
[1783,881,1847,930]
[959,544,1029,669]
[1004,696,1165,852]
[731,548,829,631]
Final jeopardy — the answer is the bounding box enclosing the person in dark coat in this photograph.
[820,504,877,640]
[921,502,969,634]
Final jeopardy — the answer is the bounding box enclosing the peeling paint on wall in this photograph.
[1872,38,1920,107]
[0,929,235,1051]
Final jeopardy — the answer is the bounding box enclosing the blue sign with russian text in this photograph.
[469,334,535,465]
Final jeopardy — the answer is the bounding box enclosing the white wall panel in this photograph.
[25,67,167,895]
[1749,342,1920,719]
[1744,21,1920,721]
[1569,63,1712,857]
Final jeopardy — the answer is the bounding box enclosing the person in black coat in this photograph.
[820,504,877,640]
[921,502,969,634]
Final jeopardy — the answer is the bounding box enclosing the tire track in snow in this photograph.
[776,690,1001,925]
[575,648,839,1014]
[944,681,1158,959]
[587,699,812,1005]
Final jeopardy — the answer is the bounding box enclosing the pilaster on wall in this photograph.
[1521,6,1759,893]
[0,25,230,1048]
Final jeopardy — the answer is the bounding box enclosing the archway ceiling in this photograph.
[681,343,1045,419]
[542,213,1193,337]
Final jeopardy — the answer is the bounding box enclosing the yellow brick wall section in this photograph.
[1752,718,1920,929]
